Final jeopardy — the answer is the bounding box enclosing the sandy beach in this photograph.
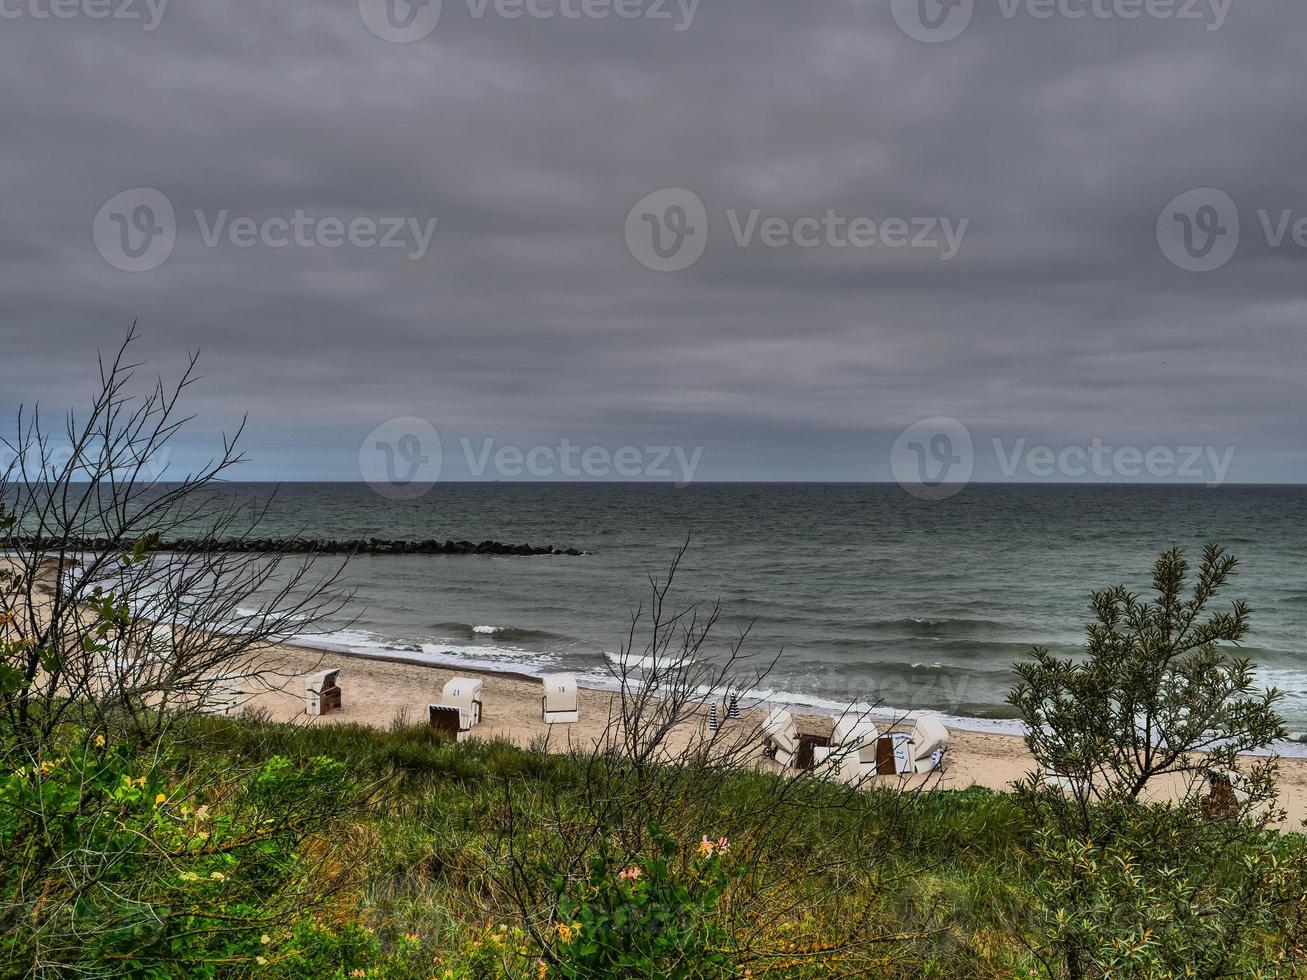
[247,642,1307,829]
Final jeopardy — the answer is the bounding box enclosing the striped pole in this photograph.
[728,692,740,719]
[709,701,719,731]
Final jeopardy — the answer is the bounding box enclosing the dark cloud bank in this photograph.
[1,0,1304,482]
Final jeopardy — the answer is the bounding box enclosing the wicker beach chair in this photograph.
[541,674,579,724]
[827,717,880,783]
[441,677,483,727]
[305,668,342,716]
[760,707,799,769]
[428,704,471,741]
[904,714,949,773]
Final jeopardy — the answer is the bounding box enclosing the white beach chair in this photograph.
[760,707,800,769]
[428,703,472,741]
[541,674,579,724]
[826,718,880,784]
[903,714,949,773]
[305,667,343,716]
[441,676,483,727]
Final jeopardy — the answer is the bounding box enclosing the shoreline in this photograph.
[278,631,1307,759]
[251,637,1307,829]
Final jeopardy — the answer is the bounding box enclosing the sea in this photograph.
[215,482,1307,748]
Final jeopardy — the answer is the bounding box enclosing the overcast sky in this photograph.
[1,0,1304,484]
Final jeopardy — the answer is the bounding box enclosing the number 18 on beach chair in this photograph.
[541,674,579,724]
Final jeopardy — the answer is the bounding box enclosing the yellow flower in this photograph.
[256,956,268,966]
[260,934,271,945]
[154,793,166,806]
[556,923,574,943]
[209,871,225,881]
[94,734,105,748]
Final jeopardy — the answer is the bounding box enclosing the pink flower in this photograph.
[617,866,642,882]
[698,834,730,858]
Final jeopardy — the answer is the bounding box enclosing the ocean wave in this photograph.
[859,616,1016,637]
[430,621,564,643]
[281,627,561,674]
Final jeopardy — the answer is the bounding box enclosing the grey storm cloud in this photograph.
[1,0,1304,482]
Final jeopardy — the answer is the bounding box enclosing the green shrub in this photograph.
[0,731,366,977]
[551,824,736,978]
